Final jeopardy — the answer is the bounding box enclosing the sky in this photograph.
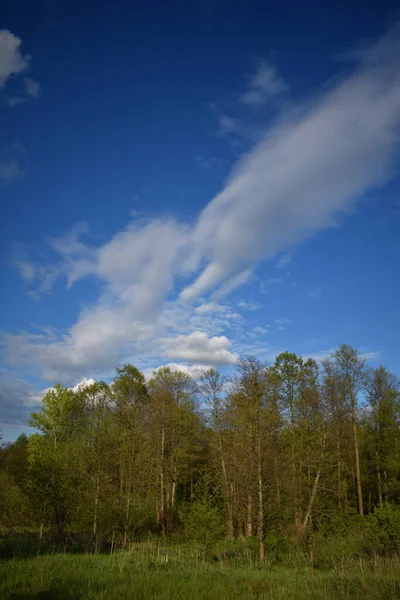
[1,0,400,441]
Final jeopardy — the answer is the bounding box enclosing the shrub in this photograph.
[179,500,226,546]
[364,503,400,554]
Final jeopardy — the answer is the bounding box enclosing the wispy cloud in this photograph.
[260,277,283,293]
[217,114,238,137]
[181,24,400,300]
[240,60,288,107]
[194,156,229,169]
[302,348,381,363]
[249,326,269,338]
[276,254,291,269]
[237,299,261,310]
[274,318,291,330]
[24,77,40,99]
[0,29,39,105]
[0,143,25,183]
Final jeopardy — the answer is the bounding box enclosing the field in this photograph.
[1,541,400,600]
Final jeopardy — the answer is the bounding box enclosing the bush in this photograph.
[364,503,400,554]
[310,515,365,568]
[263,533,290,563]
[179,500,226,546]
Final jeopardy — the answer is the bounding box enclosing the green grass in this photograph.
[1,542,399,599]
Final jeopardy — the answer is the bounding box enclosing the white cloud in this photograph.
[71,378,96,392]
[181,25,400,300]
[274,318,291,325]
[274,318,291,331]
[276,254,291,269]
[237,299,261,310]
[0,30,29,88]
[15,261,36,283]
[240,61,288,106]
[194,302,227,315]
[249,326,269,339]
[143,363,211,381]
[160,331,238,365]
[0,30,39,105]
[260,277,283,293]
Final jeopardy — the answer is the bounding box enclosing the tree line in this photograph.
[1,344,399,559]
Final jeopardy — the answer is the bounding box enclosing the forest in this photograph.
[1,344,400,599]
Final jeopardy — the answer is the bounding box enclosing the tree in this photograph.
[323,345,366,516]
[28,385,86,536]
[111,366,151,546]
[232,357,269,561]
[148,367,202,534]
[363,366,400,507]
[199,368,234,538]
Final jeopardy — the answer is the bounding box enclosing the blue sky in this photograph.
[1,0,400,441]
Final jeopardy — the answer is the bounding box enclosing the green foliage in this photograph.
[365,504,400,554]
[0,472,30,529]
[180,500,226,546]
[180,472,226,545]
[263,533,290,563]
[29,384,85,441]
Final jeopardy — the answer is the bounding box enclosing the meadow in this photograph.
[1,539,400,600]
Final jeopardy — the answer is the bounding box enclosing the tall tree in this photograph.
[232,357,269,561]
[364,366,400,507]
[200,368,234,538]
[323,345,366,516]
[148,367,202,534]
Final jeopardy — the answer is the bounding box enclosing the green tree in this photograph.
[149,367,202,534]
[323,345,366,516]
[363,366,400,507]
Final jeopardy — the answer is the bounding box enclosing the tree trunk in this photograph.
[170,479,177,533]
[246,493,253,537]
[123,493,130,548]
[257,440,264,561]
[217,432,234,539]
[303,468,321,529]
[337,439,342,510]
[376,452,383,508]
[303,433,326,529]
[39,519,44,541]
[93,475,100,537]
[353,418,364,516]
[160,427,165,536]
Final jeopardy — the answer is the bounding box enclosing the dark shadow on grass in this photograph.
[7,592,74,600]
[0,533,112,560]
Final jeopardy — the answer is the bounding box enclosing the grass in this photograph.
[1,541,399,599]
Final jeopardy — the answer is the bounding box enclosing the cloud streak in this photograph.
[182,24,400,299]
